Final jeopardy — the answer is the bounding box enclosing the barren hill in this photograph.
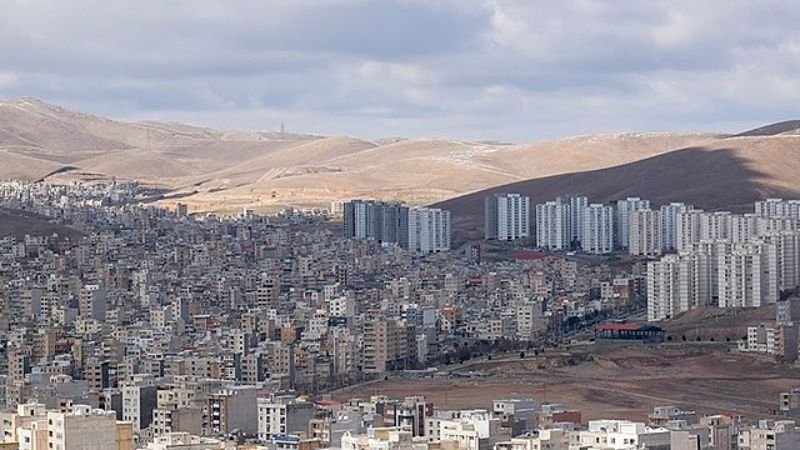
[735,120,800,137]
[0,208,85,241]
[436,136,800,242]
[2,97,800,227]
[0,97,719,215]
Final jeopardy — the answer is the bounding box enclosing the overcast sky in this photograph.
[1,0,798,142]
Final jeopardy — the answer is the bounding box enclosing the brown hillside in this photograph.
[2,97,800,221]
[0,208,85,241]
[435,139,800,243]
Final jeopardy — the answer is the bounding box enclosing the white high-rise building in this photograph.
[755,198,800,218]
[660,202,693,251]
[761,231,800,291]
[729,214,759,243]
[565,196,588,244]
[615,197,650,249]
[647,255,694,322]
[717,242,779,308]
[757,216,800,235]
[699,211,732,242]
[535,199,571,250]
[629,209,662,256]
[485,193,530,241]
[582,204,615,254]
[676,209,705,253]
[689,240,732,306]
[408,207,451,253]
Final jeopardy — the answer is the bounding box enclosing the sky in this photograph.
[1,0,799,142]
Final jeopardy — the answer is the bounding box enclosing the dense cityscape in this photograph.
[0,180,797,449]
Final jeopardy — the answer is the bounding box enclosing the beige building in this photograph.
[741,420,799,450]
[146,432,225,450]
[342,427,457,450]
[494,429,570,450]
[1,403,132,450]
[362,318,414,373]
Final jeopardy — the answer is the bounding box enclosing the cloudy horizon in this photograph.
[1,0,798,142]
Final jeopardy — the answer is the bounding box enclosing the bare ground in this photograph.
[334,344,797,421]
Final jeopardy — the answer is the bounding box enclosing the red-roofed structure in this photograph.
[595,322,665,342]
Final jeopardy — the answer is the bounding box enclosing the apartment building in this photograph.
[408,208,451,254]
[343,200,410,248]
[660,202,693,251]
[581,204,614,255]
[615,197,650,249]
[717,242,779,308]
[647,255,694,322]
[755,198,800,219]
[629,209,662,256]
[486,194,530,241]
[575,419,670,449]
[121,381,157,433]
[47,405,134,450]
[205,386,262,436]
[362,318,415,373]
[535,199,571,250]
[1,403,133,450]
[438,410,509,450]
[78,285,106,322]
[257,394,315,442]
[566,196,589,247]
[741,420,799,450]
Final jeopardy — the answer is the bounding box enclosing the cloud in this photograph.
[0,0,798,141]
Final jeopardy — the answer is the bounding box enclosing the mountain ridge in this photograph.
[1,97,798,223]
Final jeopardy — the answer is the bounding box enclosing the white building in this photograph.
[485,194,530,241]
[629,209,662,256]
[575,420,670,450]
[660,202,693,251]
[438,410,509,450]
[755,198,800,219]
[122,380,157,433]
[717,242,779,308]
[341,427,433,450]
[762,231,800,291]
[257,394,315,442]
[582,204,615,254]
[497,429,570,450]
[647,255,694,322]
[535,200,571,250]
[729,214,759,243]
[615,197,650,249]
[699,211,732,242]
[566,196,589,244]
[676,209,705,253]
[408,207,451,253]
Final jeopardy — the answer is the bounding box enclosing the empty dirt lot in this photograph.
[334,344,799,421]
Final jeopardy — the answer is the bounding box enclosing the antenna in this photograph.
[280,122,286,135]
